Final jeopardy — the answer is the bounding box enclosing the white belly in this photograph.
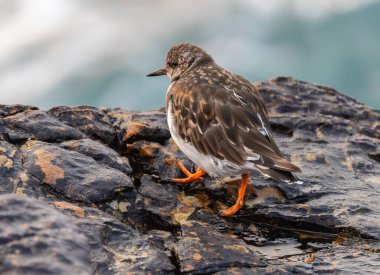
[167,100,245,178]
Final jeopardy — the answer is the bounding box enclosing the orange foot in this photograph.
[170,161,206,184]
[219,173,250,216]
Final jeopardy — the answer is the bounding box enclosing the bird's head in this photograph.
[147,43,213,81]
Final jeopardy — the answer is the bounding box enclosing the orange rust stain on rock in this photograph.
[193,253,202,261]
[54,201,85,217]
[78,111,95,121]
[305,153,317,161]
[164,156,177,166]
[222,232,240,239]
[139,143,160,158]
[298,232,329,240]
[223,244,249,253]
[64,141,80,148]
[126,144,133,152]
[34,149,64,184]
[125,122,146,139]
[139,145,155,158]
[304,253,316,263]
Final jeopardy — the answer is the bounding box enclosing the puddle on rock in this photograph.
[217,217,341,261]
[243,226,335,260]
[250,238,304,259]
[217,215,379,273]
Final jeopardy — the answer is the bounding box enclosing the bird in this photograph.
[147,43,301,216]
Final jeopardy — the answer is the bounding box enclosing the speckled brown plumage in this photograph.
[148,43,301,216]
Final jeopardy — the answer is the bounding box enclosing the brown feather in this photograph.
[167,62,300,174]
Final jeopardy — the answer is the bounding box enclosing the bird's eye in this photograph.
[169,61,178,68]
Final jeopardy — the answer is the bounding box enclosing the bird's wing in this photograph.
[169,81,300,172]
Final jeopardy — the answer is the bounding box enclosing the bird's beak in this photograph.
[147,68,167,77]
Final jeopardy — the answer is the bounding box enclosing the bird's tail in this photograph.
[255,165,302,184]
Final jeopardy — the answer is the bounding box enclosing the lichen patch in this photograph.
[54,201,85,217]
[192,253,202,261]
[0,155,13,169]
[33,149,65,184]
[125,122,146,139]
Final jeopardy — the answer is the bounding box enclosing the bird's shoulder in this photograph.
[169,64,264,111]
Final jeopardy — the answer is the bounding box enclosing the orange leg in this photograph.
[219,173,250,216]
[170,161,206,183]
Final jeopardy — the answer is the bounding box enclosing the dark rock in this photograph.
[49,106,116,146]
[254,77,380,239]
[135,174,180,228]
[368,152,380,163]
[53,202,175,274]
[134,175,214,229]
[146,229,177,254]
[109,109,171,150]
[0,140,48,199]
[0,141,23,194]
[267,240,380,274]
[22,140,134,203]
[0,195,91,274]
[2,109,85,142]
[0,77,379,274]
[126,139,194,181]
[175,219,266,273]
[0,104,38,117]
[59,138,132,175]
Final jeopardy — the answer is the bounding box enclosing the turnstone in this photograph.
[148,43,301,216]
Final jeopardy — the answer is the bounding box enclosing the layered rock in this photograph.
[0,77,379,274]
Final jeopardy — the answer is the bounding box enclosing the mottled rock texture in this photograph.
[0,77,379,274]
[0,195,91,275]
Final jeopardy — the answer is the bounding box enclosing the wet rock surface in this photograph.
[175,219,266,273]
[0,77,379,274]
[0,195,91,275]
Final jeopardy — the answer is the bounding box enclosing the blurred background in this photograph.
[1,0,379,111]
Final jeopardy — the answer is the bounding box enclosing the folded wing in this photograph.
[169,81,301,178]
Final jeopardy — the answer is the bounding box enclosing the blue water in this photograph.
[1,1,379,111]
